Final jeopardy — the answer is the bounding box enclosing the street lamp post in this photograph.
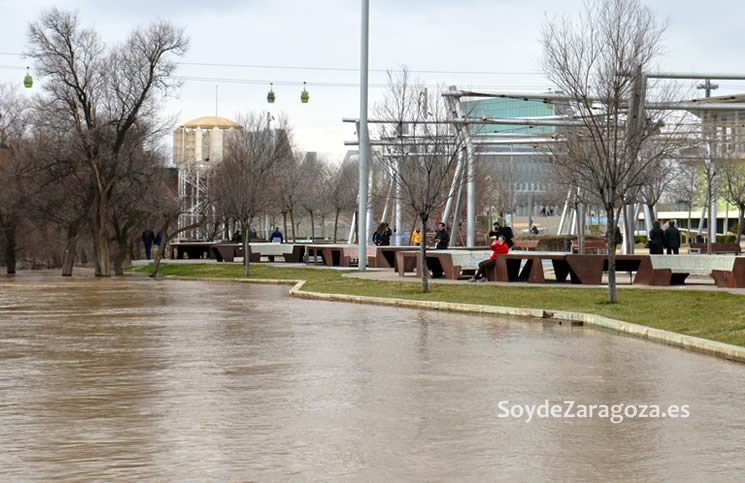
[358,0,370,270]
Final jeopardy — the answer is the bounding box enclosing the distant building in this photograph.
[174,116,240,239]
[173,116,241,165]
[462,96,562,217]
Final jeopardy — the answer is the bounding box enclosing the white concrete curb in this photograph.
[289,280,745,364]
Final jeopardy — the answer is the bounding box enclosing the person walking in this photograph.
[434,222,449,249]
[664,220,681,254]
[411,228,422,246]
[142,229,155,260]
[469,235,509,282]
[648,220,665,254]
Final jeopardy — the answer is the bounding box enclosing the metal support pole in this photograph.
[442,138,465,222]
[394,158,401,246]
[367,165,374,242]
[447,86,476,246]
[557,189,571,235]
[451,174,466,246]
[358,0,370,270]
[348,211,356,244]
[643,204,653,234]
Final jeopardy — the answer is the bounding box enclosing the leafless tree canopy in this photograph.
[375,68,466,291]
[214,113,294,276]
[542,0,669,301]
[26,8,188,276]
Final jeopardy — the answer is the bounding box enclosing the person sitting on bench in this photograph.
[469,235,509,282]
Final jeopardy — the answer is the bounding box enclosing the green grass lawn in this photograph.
[136,264,745,347]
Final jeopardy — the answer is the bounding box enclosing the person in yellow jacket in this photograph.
[411,228,422,246]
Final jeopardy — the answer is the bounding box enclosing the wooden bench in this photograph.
[564,254,652,285]
[570,239,608,254]
[340,246,378,267]
[248,243,305,262]
[488,252,574,283]
[689,242,741,254]
[646,254,738,286]
[210,243,244,262]
[511,239,539,251]
[305,244,376,267]
[395,249,491,279]
[170,241,215,259]
[564,254,740,286]
[711,258,745,288]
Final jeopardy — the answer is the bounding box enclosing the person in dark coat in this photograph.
[434,222,450,249]
[488,222,501,239]
[648,220,665,254]
[142,229,155,259]
[664,220,681,254]
[380,224,392,246]
[270,227,283,243]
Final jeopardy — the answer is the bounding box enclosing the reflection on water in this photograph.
[1,272,744,480]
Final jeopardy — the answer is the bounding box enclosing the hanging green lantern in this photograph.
[300,81,309,103]
[23,67,33,88]
[267,83,275,103]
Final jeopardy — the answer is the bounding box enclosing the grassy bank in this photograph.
[137,264,745,347]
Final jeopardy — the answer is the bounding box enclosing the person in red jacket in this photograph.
[469,235,509,282]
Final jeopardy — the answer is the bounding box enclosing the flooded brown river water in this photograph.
[1,272,744,481]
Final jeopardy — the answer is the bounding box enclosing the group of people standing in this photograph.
[647,220,681,255]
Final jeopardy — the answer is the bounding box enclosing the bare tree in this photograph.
[327,158,359,243]
[214,113,293,276]
[376,69,466,291]
[0,83,32,274]
[719,159,745,244]
[640,154,677,229]
[276,150,303,242]
[27,9,188,276]
[26,104,95,276]
[298,153,327,241]
[542,0,669,301]
[109,128,168,275]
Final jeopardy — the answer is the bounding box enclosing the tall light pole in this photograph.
[358,0,370,270]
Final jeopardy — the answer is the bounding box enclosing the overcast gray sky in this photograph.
[2,0,744,161]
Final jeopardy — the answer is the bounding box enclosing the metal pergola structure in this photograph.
[346,72,745,257]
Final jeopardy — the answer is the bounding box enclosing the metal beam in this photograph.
[646,72,745,80]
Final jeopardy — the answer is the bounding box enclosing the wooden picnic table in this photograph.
[394,249,491,279]
[210,243,244,262]
[170,241,216,260]
[489,252,575,283]
[248,243,306,262]
[305,244,377,267]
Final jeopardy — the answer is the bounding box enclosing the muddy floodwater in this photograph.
[1,272,744,481]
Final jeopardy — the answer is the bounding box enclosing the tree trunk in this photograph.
[577,202,585,254]
[113,231,129,276]
[150,232,167,278]
[333,209,340,243]
[687,203,692,247]
[738,206,744,245]
[282,211,289,245]
[420,214,429,292]
[606,207,617,302]
[61,224,79,277]
[244,236,251,276]
[4,227,17,275]
[93,194,111,277]
[309,211,315,241]
[289,206,296,242]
